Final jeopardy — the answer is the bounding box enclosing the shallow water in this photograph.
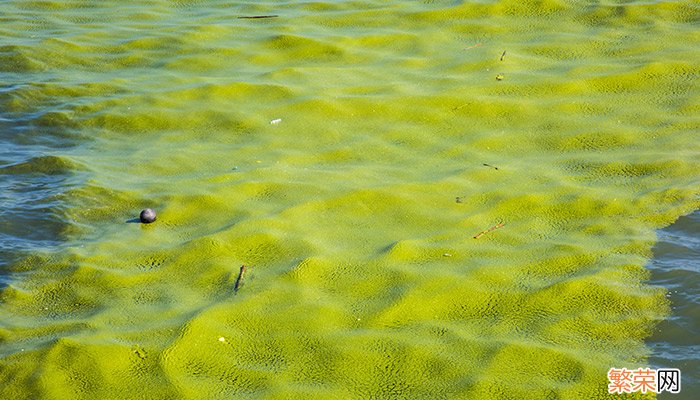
[1,1,698,398]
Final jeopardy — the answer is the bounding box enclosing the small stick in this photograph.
[234,265,247,293]
[473,222,505,239]
[500,51,506,61]
[465,43,483,50]
[483,163,499,170]
[237,15,278,19]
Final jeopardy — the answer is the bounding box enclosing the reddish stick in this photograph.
[473,222,505,239]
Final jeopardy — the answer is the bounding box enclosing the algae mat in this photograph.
[1,1,699,398]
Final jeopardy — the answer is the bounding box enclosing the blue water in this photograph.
[649,211,700,399]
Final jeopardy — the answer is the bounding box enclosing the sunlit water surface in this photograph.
[1,1,698,398]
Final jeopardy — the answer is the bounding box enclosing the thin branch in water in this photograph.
[473,222,506,239]
[237,15,279,19]
[234,265,248,293]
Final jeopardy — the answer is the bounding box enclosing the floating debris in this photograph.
[473,222,506,239]
[483,163,499,170]
[270,118,282,125]
[496,74,504,81]
[218,337,226,343]
[500,51,507,61]
[139,208,156,224]
[234,265,247,293]
[132,345,147,360]
[237,15,278,19]
[465,43,483,50]
[443,253,452,257]
[456,196,466,203]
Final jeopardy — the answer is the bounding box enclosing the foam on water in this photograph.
[0,1,698,398]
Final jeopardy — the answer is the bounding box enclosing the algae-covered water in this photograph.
[1,1,698,398]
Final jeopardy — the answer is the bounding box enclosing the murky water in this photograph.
[1,1,698,398]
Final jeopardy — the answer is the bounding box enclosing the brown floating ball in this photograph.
[139,208,156,223]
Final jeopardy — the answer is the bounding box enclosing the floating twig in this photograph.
[465,43,483,50]
[234,265,248,293]
[473,222,506,239]
[500,51,506,61]
[131,345,147,360]
[456,196,467,203]
[483,163,499,170]
[237,15,278,19]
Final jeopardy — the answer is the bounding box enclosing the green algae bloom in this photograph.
[0,1,698,399]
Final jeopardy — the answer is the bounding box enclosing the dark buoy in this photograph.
[139,208,156,224]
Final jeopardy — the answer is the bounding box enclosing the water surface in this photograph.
[1,1,698,398]
[649,211,700,400]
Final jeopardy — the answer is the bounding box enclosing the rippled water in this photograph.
[648,211,699,400]
[1,1,698,398]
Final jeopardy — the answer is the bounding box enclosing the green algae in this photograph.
[1,0,699,399]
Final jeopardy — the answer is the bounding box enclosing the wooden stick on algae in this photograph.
[473,222,506,239]
[234,265,247,294]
